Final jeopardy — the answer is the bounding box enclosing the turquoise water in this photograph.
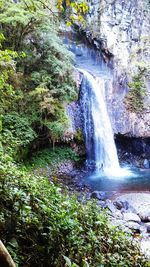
[83,168,150,192]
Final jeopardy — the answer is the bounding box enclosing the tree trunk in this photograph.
[52,139,55,150]
[0,240,16,267]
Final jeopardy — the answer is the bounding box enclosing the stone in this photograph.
[116,193,150,222]
[125,221,141,234]
[111,219,132,234]
[114,210,123,219]
[91,191,104,200]
[143,159,150,169]
[91,191,113,201]
[111,219,125,228]
[145,223,150,233]
[139,225,147,237]
[113,200,129,210]
[113,200,123,210]
[127,205,137,214]
[138,212,150,222]
[97,200,106,208]
[105,202,116,214]
[85,193,91,201]
[123,212,141,223]
[141,240,150,259]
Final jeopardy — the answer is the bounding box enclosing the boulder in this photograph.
[111,219,132,234]
[145,223,150,233]
[123,212,141,223]
[97,200,106,208]
[114,210,123,219]
[91,191,114,201]
[125,221,141,234]
[141,240,150,258]
[91,191,104,200]
[113,200,129,210]
[138,212,150,222]
[143,159,150,169]
[105,202,116,214]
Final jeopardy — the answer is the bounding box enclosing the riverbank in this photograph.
[43,164,150,259]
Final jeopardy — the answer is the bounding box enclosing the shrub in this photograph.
[0,157,148,267]
[1,112,37,159]
[125,65,147,113]
[29,146,80,168]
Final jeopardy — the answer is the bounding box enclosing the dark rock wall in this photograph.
[116,135,150,157]
[64,0,150,162]
[84,0,150,137]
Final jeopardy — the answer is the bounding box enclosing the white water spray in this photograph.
[79,68,132,178]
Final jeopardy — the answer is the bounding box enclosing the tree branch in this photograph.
[0,240,16,267]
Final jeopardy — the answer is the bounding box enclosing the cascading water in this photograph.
[80,68,120,174]
[64,39,134,178]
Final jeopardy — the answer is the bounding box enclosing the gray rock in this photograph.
[113,200,123,210]
[91,191,113,201]
[128,205,137,214]
[138,212,150,222]
[113,200,129,210]
[125,221,141,233]
[143,159,150,169]
[145,223,150,233]
[120,203,137,214]
[139,225,147,237]
[111,219,132,234]
[97,200,106,208]
[116,193,150,222]
[84,0,150,138]
[91,191,104,200]
[141,240,150,258]
[111,219,125,228]
[123,212,141,223]
[114,210,123,219]
[105,202,117,214]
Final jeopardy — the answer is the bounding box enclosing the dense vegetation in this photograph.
[1,157,148,267]
[0,0,149,266]
[0,0,77,159]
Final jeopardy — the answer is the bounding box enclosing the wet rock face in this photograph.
[87,0,150,66]
[85,0,150,137]
[116,135,150,165]
[66,101,83,134]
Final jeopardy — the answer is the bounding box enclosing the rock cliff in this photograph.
[83,0,150,137]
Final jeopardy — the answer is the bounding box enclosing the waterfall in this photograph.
[79,68,120,174]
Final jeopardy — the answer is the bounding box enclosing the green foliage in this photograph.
[0,35,18,113]
[0,2,148,266]
[74,129,84,143]
[0,118,2,132]
[0,0,47,50]
[29,146,80,167]
[0,157,148,267]
[125,66,147,113]
[0,0,78,158]
[0,112,37,159]
[25,28,77,103]
[42,106,70,145]
[56,0,88,25]
[46,121,67,141]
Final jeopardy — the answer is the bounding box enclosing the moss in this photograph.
[74,129,84,143]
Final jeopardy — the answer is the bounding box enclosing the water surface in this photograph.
[83,168,150,192]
